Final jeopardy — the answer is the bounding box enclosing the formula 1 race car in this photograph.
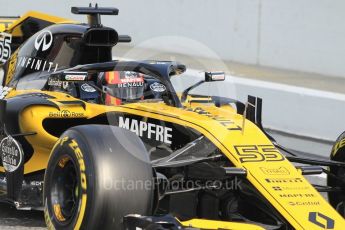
[1,5,345,230]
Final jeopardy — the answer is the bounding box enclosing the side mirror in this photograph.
[181,71,226,102]
[205,71,225,82]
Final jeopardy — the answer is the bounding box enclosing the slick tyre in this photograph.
[328,131,345,217]
[43,125,154,230]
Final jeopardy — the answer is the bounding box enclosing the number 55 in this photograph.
[0,33,12,63]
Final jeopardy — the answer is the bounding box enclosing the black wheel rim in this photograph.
[50,155,80,225]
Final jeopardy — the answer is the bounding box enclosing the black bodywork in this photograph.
[0,5,345,230]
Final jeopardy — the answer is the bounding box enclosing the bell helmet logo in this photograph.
[34,30,53,51]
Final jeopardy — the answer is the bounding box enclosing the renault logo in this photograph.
[308,212,334,229]
[34,30,53,51]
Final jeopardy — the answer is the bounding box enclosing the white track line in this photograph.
[113,57,345,101]
[186,68,345,101]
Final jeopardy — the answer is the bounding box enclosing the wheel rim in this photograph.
[50,155,80,225]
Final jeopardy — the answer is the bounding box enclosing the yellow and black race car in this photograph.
[0,5,345,230]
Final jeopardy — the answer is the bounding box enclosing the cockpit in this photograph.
[45,70,169,106]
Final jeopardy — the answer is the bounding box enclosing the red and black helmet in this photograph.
[101,71,145,105]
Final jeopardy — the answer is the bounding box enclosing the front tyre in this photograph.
[328,131,345,217]
[44,125,154,230]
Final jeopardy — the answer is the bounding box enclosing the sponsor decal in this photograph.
[150,82,166,92]
[272,186,310,191]
[308,212,334,229]
[68,139,87,190]
[116,72,144,88]
[0,136,23,172]
[279,193,314,198]
[64,72,87,81]
[68,138,88,229]
[30,181,44,186]
[265,177,303,183]
[0,86,12,99]
[119,116,172,144]
[115,81,143,88]
[234,145,284,163]
[48,79,69,89]
[17,56,59,73]
[0,32,12,63]
[81,83,96,93]
[107,71,144,89]
[49,110,84,118]
[48,79,63,87]
[260,166,290,175]
[289,201,320,206]
[186,107,242,131]
[34,30,53,51]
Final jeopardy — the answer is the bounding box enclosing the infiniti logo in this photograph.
[34,30,53,51]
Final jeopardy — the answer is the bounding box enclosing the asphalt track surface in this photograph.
[0,203,45,229]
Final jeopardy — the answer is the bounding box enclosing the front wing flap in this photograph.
[123,214,267,230]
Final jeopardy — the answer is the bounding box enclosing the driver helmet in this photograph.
[101,71,145,105]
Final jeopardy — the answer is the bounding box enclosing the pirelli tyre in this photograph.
[43,125,154,230]
[328,131,345,217]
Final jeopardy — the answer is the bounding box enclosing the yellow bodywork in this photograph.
[180,218,265,230]
[0,18,16,32]
[0,10,344,230]
[1,11,73,34]
[1,89,344,229]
